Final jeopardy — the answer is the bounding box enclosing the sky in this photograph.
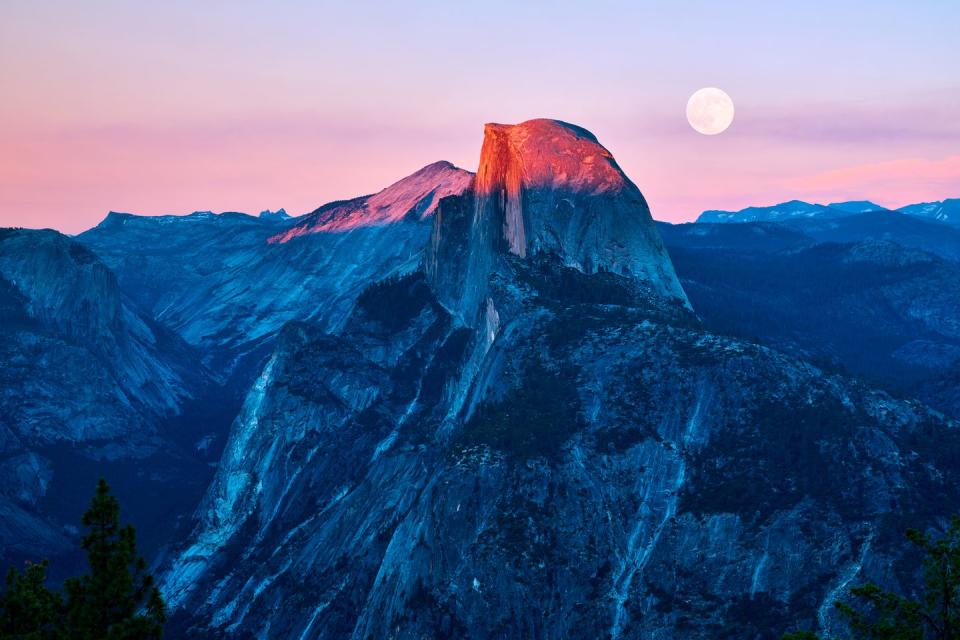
[2,0,959,233]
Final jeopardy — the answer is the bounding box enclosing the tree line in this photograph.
[0,479,165,639]
[3,479,958,638]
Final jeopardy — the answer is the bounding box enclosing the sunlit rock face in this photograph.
[428,119,688,321]
[268,161,474,242]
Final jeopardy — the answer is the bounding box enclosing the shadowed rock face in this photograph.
[0,229,202,437]
[161,267,960,640]
[0,228,215,579]
[661,217,960,421]
[160,119,960,639]
[79,196,452,378]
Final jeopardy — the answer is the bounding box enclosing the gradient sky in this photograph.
[2,0,959,233]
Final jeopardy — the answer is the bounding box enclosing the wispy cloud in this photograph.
[783,155,960,207]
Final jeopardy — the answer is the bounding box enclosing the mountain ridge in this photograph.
[697,197,959,225]
[268,160,473,243]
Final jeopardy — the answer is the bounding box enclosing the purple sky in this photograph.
[2,1,958,233]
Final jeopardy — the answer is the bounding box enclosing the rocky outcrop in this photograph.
[428,119,688,323]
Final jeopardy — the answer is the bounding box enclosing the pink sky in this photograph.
[2,1,958,233]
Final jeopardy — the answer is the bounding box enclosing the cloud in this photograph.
[784,155,960,207]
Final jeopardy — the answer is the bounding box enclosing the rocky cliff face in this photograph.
[0,228,214,579]
[0,229,202,443]
[163,261,960,640]
[160,120,960,639]
[427,119,688,323]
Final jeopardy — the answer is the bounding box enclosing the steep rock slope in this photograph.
[269,161,473,240]
[164,256,960,640]
[162,121,960,639]
[0,229,211,577]
[428,119,688,320]
[0,229,201,444]
[78,164,472,376]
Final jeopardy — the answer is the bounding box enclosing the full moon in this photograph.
[686,87,735,135]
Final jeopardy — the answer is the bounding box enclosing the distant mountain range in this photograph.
[698,198,959,225]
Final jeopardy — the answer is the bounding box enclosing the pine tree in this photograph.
[0,560,63,639]
[63,478,166,640]
[783,517,960,640]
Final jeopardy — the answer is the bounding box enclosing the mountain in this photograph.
[656,220,813,253]
[159,120,960,639]
[697,197,960,228]
[898,198,960,226]
[0,229,216,579]
[258,208,290,221]
[688,200,960,262]
[269,161,472,241]
[826,200,888,213]
[662,231,960,418]
[698,199,851,223]
[427,119,688,319]
[0,228,202,444]
[780,211,960,262]
[78,166,471,378]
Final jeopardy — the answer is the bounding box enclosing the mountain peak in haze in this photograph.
[698,197,960,226]
[698,200,839,223]
[268,161,473,243]
[898,198,960,226]
[827,200,888,213]
[697,199,895,223]
[258,208,289,220]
